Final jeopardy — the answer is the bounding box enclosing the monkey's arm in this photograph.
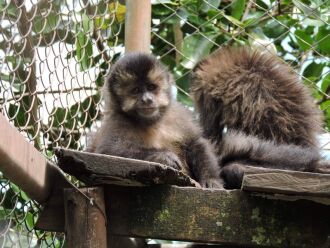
[93,133,183,170]
[186,137,224,188]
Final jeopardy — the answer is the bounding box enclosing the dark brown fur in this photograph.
[191,46,326,188]
[87,53,222,188]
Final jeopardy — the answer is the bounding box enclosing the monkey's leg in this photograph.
[220,162,246,189]
[187,137,224,188]
[314,159,330,174]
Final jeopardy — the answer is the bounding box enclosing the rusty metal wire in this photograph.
[0,0,122,246]
[0,0,329,246]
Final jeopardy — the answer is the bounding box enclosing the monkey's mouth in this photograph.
[138,107,158,116]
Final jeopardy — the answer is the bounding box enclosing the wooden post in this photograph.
[125,0,151,53]
[64,187,107,248]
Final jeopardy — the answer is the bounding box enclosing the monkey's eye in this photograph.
[131,87,141,94]
[147,83,157,91]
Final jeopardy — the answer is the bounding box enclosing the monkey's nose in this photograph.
[142,93,153,104]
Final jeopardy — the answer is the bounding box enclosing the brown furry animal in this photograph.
[87,53,222,188]
[191,46,327,188]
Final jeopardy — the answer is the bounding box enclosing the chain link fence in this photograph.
[0,0,329,246]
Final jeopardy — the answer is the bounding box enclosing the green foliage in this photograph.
[151,0,330,129]
[0,1,123,245]
[0,0,329,246]
[75,14,94,71]
[231,0,246,20]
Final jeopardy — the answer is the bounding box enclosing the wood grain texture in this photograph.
[55,148,199,187]
[105,185,330,247]
[242,166,330,197]
[64,187,107,248]
[37,184,330,247]
[0,114,71,203]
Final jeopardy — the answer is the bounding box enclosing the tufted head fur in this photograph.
[104,53,174,125]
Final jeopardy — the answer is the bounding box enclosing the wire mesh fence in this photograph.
[0,0,329,246]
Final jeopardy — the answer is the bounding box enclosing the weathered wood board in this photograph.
[105,185,330,248]
[55,148,199,187]
[37,184,330,247]
[242,166,330,197]
[0,114,72,203]
[64,187,107,248]
[36,149,330,247]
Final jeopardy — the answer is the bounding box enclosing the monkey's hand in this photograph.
[199,176,224,189]
[146,151,183,171]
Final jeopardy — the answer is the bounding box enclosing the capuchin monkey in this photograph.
[191,46,330,189]
[87,53,222,188]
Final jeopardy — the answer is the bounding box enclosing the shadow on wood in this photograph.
[36,149,330,247]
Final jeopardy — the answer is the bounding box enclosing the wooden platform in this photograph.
[36,148,330,248]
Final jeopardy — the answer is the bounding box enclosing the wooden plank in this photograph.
[37,184,330,247]
[64,187,107,248]
[55,148,199,187]
[125,0,151,53]
[105,186,330,248]
[242,166,330,197]
[0,114,71,203]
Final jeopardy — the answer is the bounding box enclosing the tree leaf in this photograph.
[303,62,325,79]
[231,0,246,20]
[108,2,126,23]
[181,33,217,69]
[75,15,93,71]
[321,73,330,93]
[263,19,287,38]
[52,107,67,128]
[25,212,35,230]
[316,26,330,55]
[294,29,314,51]
[33,11,59,34]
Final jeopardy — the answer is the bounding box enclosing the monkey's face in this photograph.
[108,53,173,124]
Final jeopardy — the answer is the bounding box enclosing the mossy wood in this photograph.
[106,185,330,247]
[37,149,330,247]
[37,184,330,247]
